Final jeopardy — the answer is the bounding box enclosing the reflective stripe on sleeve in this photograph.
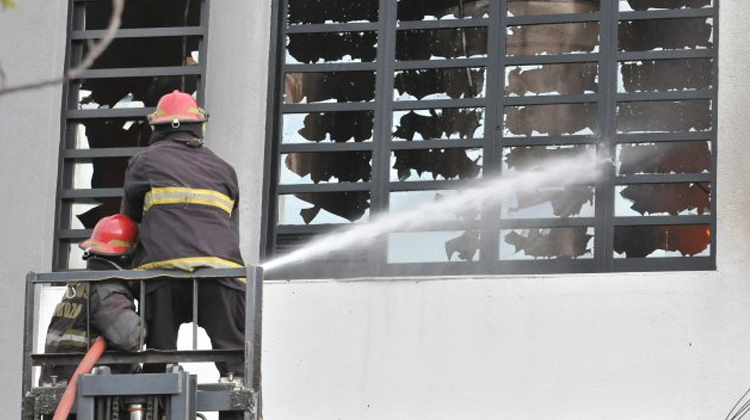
[144,187,235,215]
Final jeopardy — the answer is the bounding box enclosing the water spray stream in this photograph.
[262,152,604,272]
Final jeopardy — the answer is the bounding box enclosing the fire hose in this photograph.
[53,336,107,420]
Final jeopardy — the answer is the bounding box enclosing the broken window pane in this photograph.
[616,183,710,216]
[283,111,374,143]
[278,191,371,225]
[503,145,596,218]
[288,0,379,24]
[70,158,130,189]
[501,227,594,260]
[508,0,600,16]
[390,190,480,222]
[503,186,595,219]
[66,241,88,269]
[619,0,711,12]
[619,18,713,52]
[286,32,377,64]
[505,63,598,96]
[394,68,486,101]
[396,27,488,60]
[614,224,710,258]
[74,76,199,110]
[388,230,481,262]
[80,0,201,30]
[391,148,483,181]
[80,36,201,69]
[397,0,489,21]
[63,197,122,230]
[506,22,599,56]
[618,59,713,93]
[504,103,598,137]
[281,151,372,184]
[69,120,150,149]
[284,72,376,104]
[616,141,711,175]
[616,100,712,133]
[393,108,484,141]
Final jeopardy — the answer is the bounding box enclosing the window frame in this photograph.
[53,0,211,270]
[261,0,718,279]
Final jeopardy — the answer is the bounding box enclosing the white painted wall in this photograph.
[0,0,68,417]
[2,0,750,419]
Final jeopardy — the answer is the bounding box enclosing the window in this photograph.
[263,0,716,278]
[53,0,209,270]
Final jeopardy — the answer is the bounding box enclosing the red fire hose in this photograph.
[53,336,107,420]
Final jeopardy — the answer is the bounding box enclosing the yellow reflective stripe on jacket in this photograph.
[136,257,246,283]
[144,187,235,215]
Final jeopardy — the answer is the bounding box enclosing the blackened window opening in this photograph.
[53,0,209,270]
[264,0,717,278]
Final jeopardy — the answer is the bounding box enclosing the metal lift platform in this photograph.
[21,266,263,420]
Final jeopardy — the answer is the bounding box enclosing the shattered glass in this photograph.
[284,72,376,104]
[506,22,599,56]
[278,191,371,225]
[502,145,596,220]
[616,183,711,217]
[618,59,713,93]
[74,77,199,110]
[619,18,713,51]
[501,227,594,260]
[508,0,599,16]
[286,32,377,64]
[70,120,150,149]
[283,111,374,143]
[505,63,598,96]
[619,0,712,12]
[388,230,481,262]
[397,0,489,21]
[396,27,488,60]
[288,0,379,24]
[280,152,372,184]
[616,100,712,133]
[391,148,483,181]
[394,68,486,101]
[616,141,711,175]
[504,103,598,137]
[71,159,130,189]
[614,224,710,258]
[392,108,484,140]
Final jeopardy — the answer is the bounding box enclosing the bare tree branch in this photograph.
[0,0,123,97]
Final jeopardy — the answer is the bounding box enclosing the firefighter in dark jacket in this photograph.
[41,214,142,385]
[120,90,246,380]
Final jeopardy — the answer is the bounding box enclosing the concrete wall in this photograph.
[2,0,750,419]
[0,0,68,417]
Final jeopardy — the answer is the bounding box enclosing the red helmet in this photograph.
[79,214,138,256]
[147,90,208,126]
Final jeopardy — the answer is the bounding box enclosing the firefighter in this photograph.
[40,214,142,385]
[120,90,247,382]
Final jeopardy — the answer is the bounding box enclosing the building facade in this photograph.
[1,0,749,418]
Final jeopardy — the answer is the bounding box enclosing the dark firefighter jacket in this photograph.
[120,132,245,289]
[40,272,141,384]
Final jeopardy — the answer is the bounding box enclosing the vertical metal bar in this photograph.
[244,267,264,391]
[21,272,36,397]
[368,0,397,274]
[192,278,199,350]
[710,0,718,267]
[86,281,91,350]
[596,0,618,271]
[482,0,502,266]
[139,279,146,350]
